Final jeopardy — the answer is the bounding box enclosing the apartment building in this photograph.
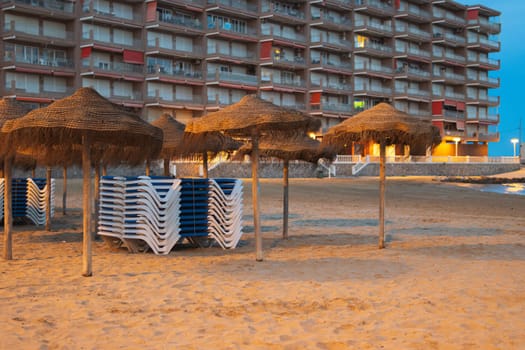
[0,0,500,156]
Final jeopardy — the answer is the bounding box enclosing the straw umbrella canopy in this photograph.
[2,87,163,276]
[179,131,243,178]
[322,102,441,248]
[0,98,32,260]
[185,94,321,260]
[151,113,185,176]
[236,133,336,239]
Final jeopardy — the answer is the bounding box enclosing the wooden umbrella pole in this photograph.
[145,159,151,176]
[31,167,35,178]
[62,166,67,215]
[82,135,93,277]
[102,165,107,176]
[163,158,170,177]
[202,151,208,178]
[283,159,289,240]
[3,157,13,260]
[45,167,52,231]
[379,140,386,249]
[93,162,100,240]
[252,134,263,261]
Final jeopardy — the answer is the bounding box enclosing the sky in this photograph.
[469,0,525,156]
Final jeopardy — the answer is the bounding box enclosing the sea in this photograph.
[474,182,525,196]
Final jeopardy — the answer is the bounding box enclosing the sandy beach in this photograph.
[1,174,524,349]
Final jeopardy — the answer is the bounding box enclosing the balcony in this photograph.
[466,113,499,124]
[3,21,76,47]
[318,0,353,10]
[465,131,499,143]
[260,74,306,92]
[432,8,465,28]
[310,102,353,116]
[467,18,501,35]
[1,0,75,19]
[309,57,352,75]
[145,91,204,109]
[261,2,306,25]
[310,12,352,31]
[353,18,393,37]
[432,32,466,47]
[353,83,392,96]
[395,2,432,23]
[81,59,144,79]
[81,30,142,51]
[353,61,393,78]
[146,65,204,85]
[207,43,257,64]
[207,69,259,89]
[354,0,395,18]
[261,55,307,69]
[146,38,203,59]
[206,21,259,43]
[3,80,75,102]
[432,50,465,65]
[432,70,464,84]
[394,45,431,61]
[261,24,306,46]
[205,0,258,18]
[311,33,352,52]
[393,86,430,101]
[310,79,352,92]
[354,41,392,57]
[394,65,430,80]
[467,36,500,52]
[466,54,500,70]
[394,23,431,42]
[151,12,203,36]
[466,74,499,88]
[466,94,499,106]
[82,0,142,28]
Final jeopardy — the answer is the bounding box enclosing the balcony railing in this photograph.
[310,57,352,71]
[206,0,258,13]
[394,87,430,98]
[354,61,392,74]
[7,54,75,68]
[261,24,305,42]
[157,12,202,30]
[4,82,75,99]
[394,23,431,40]
[354,41,392,53]
[354,84,392,94]
[466,74,499,86]
[3,21,74,41]
[467,18,501,33]
[208,43,256,61]
[467,36,500,50]
[354,19,392,34]
[146,38,201,55]
[260,74,303,88]
[261,2,305,20]
[82,0,142,22]
[310,80,351,91]
[207,69,258,85]
[433,8,465,25]
[82,59,144,75]
[433,70,464,81]
[433,50,466,63]
[311,33,351,48]
[82,30,142,48]
[2,0,74,12]
[466,113,499,123]
[146,91,203,106]
[311,102,352,113]
[395,45,431,58]
[396,3,431,19]
[310,12,351,27]
[395,66,430,78]
[147,65,203,80]
[354,0,394,13]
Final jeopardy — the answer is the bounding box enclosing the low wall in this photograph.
[14,162,520,179]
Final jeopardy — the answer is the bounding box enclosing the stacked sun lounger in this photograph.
[0,178,54,226]
[97,176,181,254]
[179,178,211,246]
[208,178,243,249]
[26,178,55,226]
[97,176,244,254]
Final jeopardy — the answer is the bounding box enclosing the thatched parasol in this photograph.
[2,87,163,276]
[185,94,321,260]
[151,113,185,176]
[0,98,32,260]
[322,102,441,248]
[236,133,336,239]
[179,131,243,178]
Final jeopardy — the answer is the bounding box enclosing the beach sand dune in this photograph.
[1,177,524,349]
